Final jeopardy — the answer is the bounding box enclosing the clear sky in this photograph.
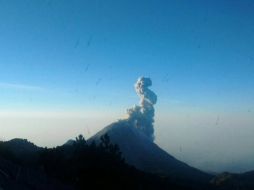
[0,0,254,173]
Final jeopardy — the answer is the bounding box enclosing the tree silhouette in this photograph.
[74,134,87,149]
[0,134,189,190]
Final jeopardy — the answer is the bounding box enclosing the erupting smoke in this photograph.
[127,77,157,141]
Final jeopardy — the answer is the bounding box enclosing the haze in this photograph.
[0,0,254,173]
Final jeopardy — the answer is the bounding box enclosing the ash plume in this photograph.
[127,77,157,141]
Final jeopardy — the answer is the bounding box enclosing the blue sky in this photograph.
[0,0,254,172]
[0,0,253,111]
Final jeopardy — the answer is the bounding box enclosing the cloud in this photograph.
[0,82,44,91]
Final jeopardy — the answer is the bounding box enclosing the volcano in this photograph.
[89,119,213,184]
[88,77,212,186]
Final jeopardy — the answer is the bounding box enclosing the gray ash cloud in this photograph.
[127,77,157,141]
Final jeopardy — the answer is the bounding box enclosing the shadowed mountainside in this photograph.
[89,120,212,184]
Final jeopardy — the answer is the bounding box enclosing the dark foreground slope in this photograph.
[0,138,193,190]
[0,140,73,190]
[1,131,254,190]
[89,120,213,184]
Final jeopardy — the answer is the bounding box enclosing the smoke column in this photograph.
[127,77,157,141]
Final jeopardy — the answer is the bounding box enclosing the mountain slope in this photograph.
[211,171,254,189]
[3,138,42,154]
[0,155,73,190]
[0,138,43,166]
[89,120,213,184]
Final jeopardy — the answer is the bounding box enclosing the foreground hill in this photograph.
[1,130,254,189]
[0,137,190,190]
[0,155,73,190]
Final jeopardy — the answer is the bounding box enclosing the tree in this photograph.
[100,134,110,149]
[75,134,86,146]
